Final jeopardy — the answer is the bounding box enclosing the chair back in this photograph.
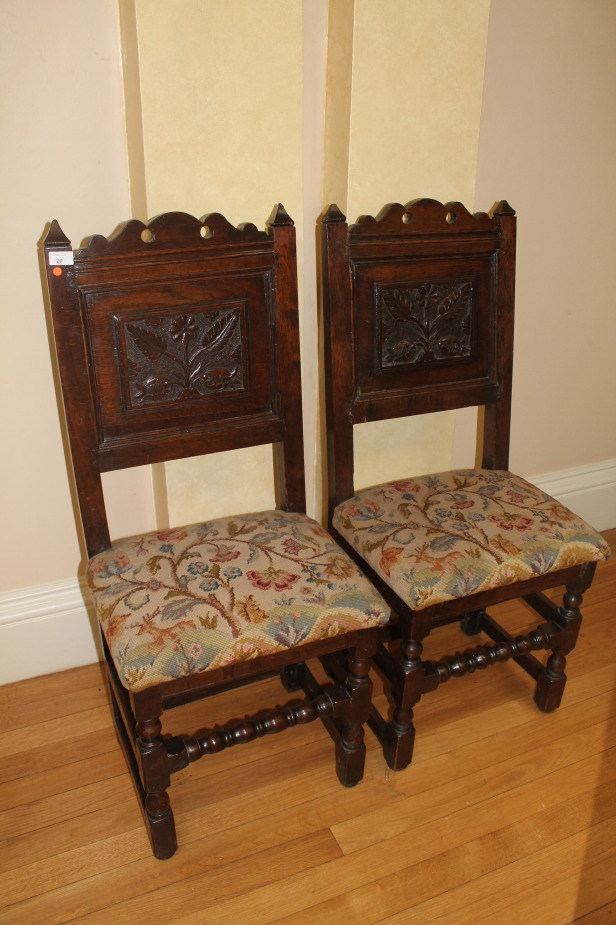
[320,198,516,516]
[44,206,304,557]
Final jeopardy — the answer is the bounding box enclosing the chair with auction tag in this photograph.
[320,197,610,771]
[43,204,389,858]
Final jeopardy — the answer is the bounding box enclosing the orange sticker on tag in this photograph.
[52,267,63,277]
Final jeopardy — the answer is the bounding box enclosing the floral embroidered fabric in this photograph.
[333,470,610,612]
[87,511,390,692]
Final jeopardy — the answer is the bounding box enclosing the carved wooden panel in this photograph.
[120,304,245,409]
[81,270,274,446]
[379,281,473,369]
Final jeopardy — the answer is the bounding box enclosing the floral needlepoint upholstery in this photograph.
[333,470,611,612]
[87,511,390,692]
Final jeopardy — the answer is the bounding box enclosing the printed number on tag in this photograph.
[48,251,74,266]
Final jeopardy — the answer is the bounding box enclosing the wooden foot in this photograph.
[144,790,177,860]
[534,583,584,713]
[534,654,567,713]
[335,739,367,788]
[381,637,425,771]
[336,646,373,787]
[382,705,416,771]
[135,705,177,859]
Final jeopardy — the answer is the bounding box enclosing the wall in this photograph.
[134,0,491,524]
[0,0,155,679]
[134,0,304,527]
[1,0,614,685]
[342,0,491,490]
[475,0,616,521]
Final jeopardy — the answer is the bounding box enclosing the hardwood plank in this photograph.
[573,899,616,924]
[0,749,125,812]
[6,829,341,925]
[0,665,106,734]
[0,706,111,759]
[165,777,616,925]
[0,777,398,908]
[424,820,616,925]
[368,820,616,925]
[0,797,144,875]
[0,663,104,717]
[0,727,118,787]
[475,851,616,925]
[271,785,616,925]
[0,732,394,875]
[0,773,135,842]
[333,709,616,854]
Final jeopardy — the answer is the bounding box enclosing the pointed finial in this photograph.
[322,203,346,223]
[44,220,71,248]
[493,200,516,216]
[268,203,294,227]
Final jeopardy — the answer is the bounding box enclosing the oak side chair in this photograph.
[42,205,389,859]
[320,197,610,772]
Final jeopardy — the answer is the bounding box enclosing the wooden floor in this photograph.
[1,530,614,924]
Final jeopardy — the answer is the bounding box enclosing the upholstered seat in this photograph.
[89,510,389,692]
[333,470,610,612]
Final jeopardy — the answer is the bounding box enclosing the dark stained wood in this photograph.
[320,197,607,771]
[42,205,379,858]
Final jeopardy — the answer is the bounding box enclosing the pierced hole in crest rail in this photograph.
[141,228,154,243]
[446,212,456,224]
[200,225,213,239]
[402,212,413,224]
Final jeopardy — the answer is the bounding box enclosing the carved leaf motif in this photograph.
[435,335,464,355]
[126,325,172,363]
[380,281,473,368]
[437,283,471,318]
[387,339,424,365]
[201,310,238,352]
[123,306,244,407]
[382,289,414,322]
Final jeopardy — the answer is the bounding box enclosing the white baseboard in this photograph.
[0,578,101,685]
[528,459,616,533]
[1,458,614,686]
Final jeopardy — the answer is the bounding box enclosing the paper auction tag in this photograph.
[48,251,74,266]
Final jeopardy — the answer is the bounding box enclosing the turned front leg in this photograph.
[135,707,177,860]
[333,648,371,787]
[534,582,585,713]
[383,636,425,772]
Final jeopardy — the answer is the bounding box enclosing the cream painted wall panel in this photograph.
[0,0,155,593]
[322,0,355,212]
[136,0,303,223]
[135,0,304,526]
[302,0,329,517]
[345,0,491,489]
[475,0,616,476]
[347,0,491,216]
